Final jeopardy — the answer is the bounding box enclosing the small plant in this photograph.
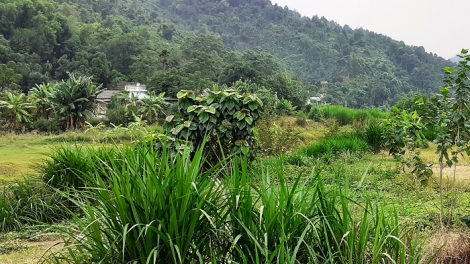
[84,121,105,144]
[323,117,340,137]
[274,98,297,115]
[254,118,301,156]
[365,123,385,154]
[295,111,307,126]
[382,107,432,185]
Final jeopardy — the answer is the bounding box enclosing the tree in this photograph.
[0,92,35,131]
[138,92,169,124]
[29,83,55,119]
[433,49,470,227]
[0,62,22,91]
[51,73,102,129]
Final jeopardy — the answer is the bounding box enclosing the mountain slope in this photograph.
[0,0,454,108]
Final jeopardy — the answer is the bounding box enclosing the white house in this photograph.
[124,83,150,99]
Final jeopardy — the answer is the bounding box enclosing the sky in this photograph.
[271,0,469,59]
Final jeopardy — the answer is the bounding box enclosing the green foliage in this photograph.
[138,92,169,124]
[105,105,132,127]
[309,105,388,125]
[0,178,70,232]
[0,0,452,106]
[432,49,470,226]
[164,89,263,163]
[365,123,385,154]
[0,62,22,91]
[295,111,307,126]
[303,133,370,159]
[50,73,102,129]
[254,118,301,156]
[0,91,35,131]
[29,83,56,119]
[42,144,433,263]
[382,108,432,185]
[39,146,119,190]
[229,80,278,115]
[275,99,297,116]
[30,116,64,133]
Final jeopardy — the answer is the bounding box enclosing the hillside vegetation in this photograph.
[0,0,454,108]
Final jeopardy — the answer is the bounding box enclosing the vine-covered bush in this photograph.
[164,89,263,164]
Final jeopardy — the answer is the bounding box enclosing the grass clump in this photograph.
[303,133,370,159]
[0,178,70,232]
[39,146,121,190]
[309,105,388,125]
[41,142,434,264]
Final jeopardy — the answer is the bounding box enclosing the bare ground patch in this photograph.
[431,165,470,181]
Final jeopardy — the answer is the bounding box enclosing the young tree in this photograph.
[51,73,102,129]
[0,92,35,131]
[138,92,169,124]
[29,83,55,119]
[434,49,470,226]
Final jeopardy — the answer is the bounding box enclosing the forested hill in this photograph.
[0,0,454,108]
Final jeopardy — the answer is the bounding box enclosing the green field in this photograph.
[1,119,470,263]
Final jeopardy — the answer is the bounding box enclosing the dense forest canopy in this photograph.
[0,0,453,108]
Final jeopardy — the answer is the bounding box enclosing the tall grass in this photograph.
[309,105,389,125]
[303,133,370,159]
[42,143,435,264]
[39,146,120,190]
[0,177,70,232]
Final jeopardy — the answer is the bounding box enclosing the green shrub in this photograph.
[106,105,133,126]
[295,111,307,126]
[46,144,227,263]
[274,98,297,115]
[165,89,262,164]
[30,117,64,133]
[254,118,301,156]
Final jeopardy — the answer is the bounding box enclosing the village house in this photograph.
[95,82,150,118]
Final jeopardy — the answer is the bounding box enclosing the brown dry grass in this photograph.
[432,232,470,264]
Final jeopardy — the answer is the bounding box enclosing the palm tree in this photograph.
[51,73,103,129]
[29,83,55,119]
[0,92,35,131]
[139,92,168,124]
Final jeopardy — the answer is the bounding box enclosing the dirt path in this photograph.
[431,165,470,181]
[0,234,63,264]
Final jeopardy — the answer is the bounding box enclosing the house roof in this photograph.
[97,90,120,102]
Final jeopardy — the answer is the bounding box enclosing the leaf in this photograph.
[446,160,453,167]
[165,115,174,122]
[199,112,209,124]
[440,87,450,97]
[205,106,216,114]
[227,100,235,111]
[462,49,469,55]
[443,67,455,73]
[415,98,424,104]
[187,105,197,113]
[245,116,253,125]
[248,102,258,111]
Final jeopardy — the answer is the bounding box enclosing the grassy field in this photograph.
[1,118,470,263]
